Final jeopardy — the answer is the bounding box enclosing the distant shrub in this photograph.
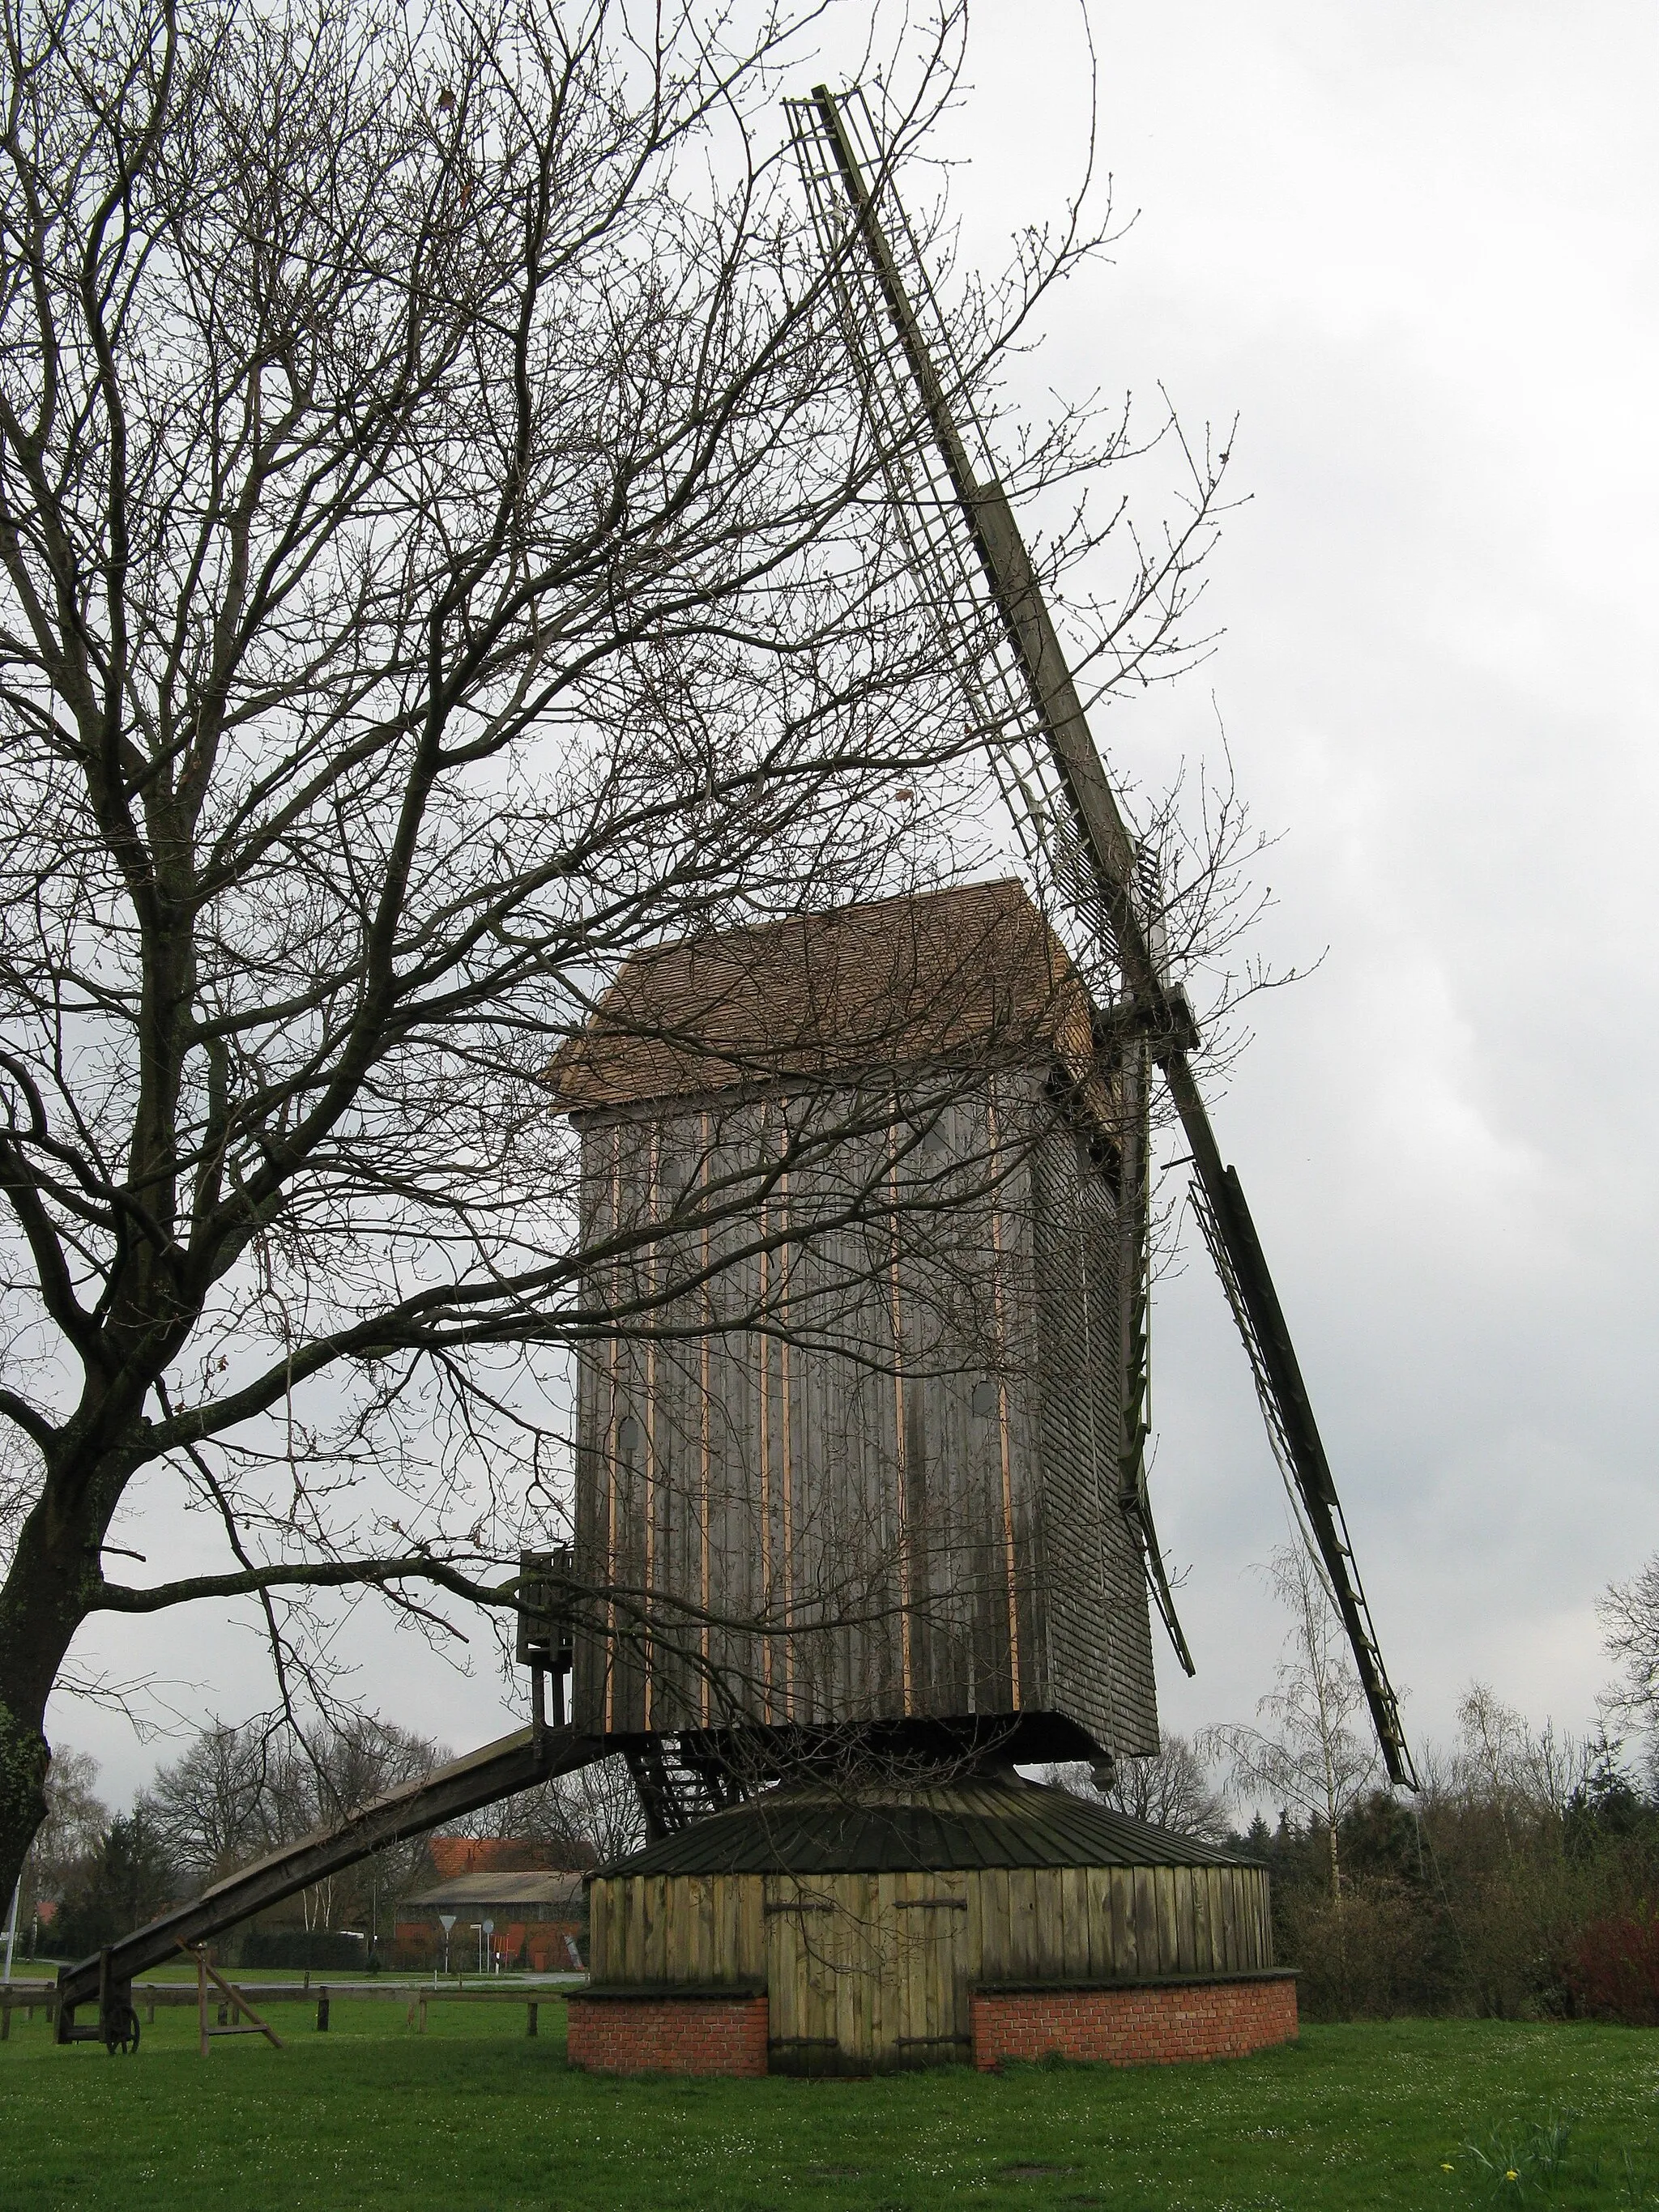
[239,1929,369,1971]
[1565,1908,1659,2026]
[1282,1877,1434,2021]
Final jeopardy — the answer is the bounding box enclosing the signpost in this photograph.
[437,1912,456,1978]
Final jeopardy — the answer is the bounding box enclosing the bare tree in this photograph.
[18,1740,104,1932]
[1203,1544,1380,1897]
[1449,1681,1593,1851]
[1599,1554,1659,1779]
[141,1711,440,1920]
[1036,1731,1229,1841]
[0,0,1235,1899]
[141,1721,273,1887]
[479,1753,645,1865]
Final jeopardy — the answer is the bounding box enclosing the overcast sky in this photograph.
[56,2,1657,1805]
[930,1,1659,1769]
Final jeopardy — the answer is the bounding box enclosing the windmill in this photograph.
[53,82,1393,2075]
[784,84,1415,1791]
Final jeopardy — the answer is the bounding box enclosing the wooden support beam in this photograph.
[56,1724,603,2018]
[190,1945,284,2053]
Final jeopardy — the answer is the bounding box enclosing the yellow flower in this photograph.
[1440,2164,1454,2173]
[1506,2173,1519,2184]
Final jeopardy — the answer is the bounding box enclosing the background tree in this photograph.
[52,1804,173,1955]
[0,0,1233,1901]
[450,1753,642,1865]
[15,1738,104,1942]
[1038,1733,1230,1842]
[1203,1541,1379,1899]
[139,1710,443,1936]
[1598,1553,1659,1784]
[141,1720,278,1889]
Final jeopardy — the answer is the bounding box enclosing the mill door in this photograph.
[764,1870,971,2072]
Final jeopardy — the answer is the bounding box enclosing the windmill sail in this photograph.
[789,84,1415,1788]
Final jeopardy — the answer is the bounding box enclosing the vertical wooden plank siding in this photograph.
[761,1880,789,2042]
[986,1078,1022,1703]
[699,1115,712,1721]
[1221,1869,1240,1973]
[778,1115,795,1712]
[1058,1865,1090,1979]
[1032,1869,1062,1980]
[1009,1869,1041,1979]
[1131,1868,1157,1975]
[1083,1866,1111,1979]
[1193,1869,1213,1974]
[884,1108,913,1711]
[1194,1866,1221,1973]
[1113,1864,1136,1979]
[1154,1869,1179,1975]
[587,1883,609,1980]
[604,1126,621,1733]
[898,1873,923,2056]
[627,1877,643,1980]
[986,1869,1013,1980]
[696,1875,716,1983]
[644,1875,663,1980]
[1174,1866,1196,1975]
[643,1129,658,1729]
[1259,1868,1274,1966]
[829,1877,854,2066]
[1212,1870,1228,1973]
[859,1872,882,2064]
[571,1069,1156,1741]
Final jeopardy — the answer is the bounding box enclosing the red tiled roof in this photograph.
[427,1835,595,1877]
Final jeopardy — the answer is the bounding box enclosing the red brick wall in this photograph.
[566,1992,770,2078]
[970,1975,1298,2071]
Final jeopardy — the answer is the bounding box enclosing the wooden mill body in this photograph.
[584,1778,1275,2073]
[551,882,1158,1758]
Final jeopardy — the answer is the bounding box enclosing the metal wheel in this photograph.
[104,2003,140,2056]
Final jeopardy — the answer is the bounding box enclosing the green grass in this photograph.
[1,2004,1655,2211]
[15,1959,578,1984]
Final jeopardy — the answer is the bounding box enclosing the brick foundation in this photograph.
[565,1987,770,2078]
[970,1972,1298,2071]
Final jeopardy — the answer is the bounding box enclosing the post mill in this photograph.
[50,86,1409,2078]
[530,87,1414,2078]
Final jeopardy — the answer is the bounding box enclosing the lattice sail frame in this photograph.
[786,89,1117,990]
[788,84,1417,1788]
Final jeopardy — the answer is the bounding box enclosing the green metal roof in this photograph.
[595,1778,1259,1879]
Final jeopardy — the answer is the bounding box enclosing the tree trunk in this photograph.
[0,1484,108,1900]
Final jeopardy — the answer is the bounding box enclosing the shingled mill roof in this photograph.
[592,1775,1256,1880]
[548,880,1100,1115]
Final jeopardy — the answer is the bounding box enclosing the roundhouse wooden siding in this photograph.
[570,1072,1156,1753]
[588,1862,1272,2069]
[590,1873,769,1990]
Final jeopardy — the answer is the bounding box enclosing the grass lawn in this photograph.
[1,2001,1654,2211]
